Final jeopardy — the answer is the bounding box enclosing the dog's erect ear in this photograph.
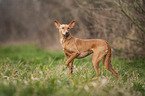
[69,21,75,29]
[54,21,61,29]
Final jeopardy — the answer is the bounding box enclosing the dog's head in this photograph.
[54,21,75,37]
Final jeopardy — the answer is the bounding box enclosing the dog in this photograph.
[54,20,118,79]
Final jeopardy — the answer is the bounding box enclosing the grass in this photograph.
[0,45,145,96]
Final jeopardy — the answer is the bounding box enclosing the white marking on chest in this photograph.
[60,37,63,44]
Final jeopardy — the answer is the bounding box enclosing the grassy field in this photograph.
[0,45,145,96]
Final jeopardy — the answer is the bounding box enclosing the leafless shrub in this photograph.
[75,0,145,58]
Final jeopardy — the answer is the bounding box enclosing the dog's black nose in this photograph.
[65,32,69,35]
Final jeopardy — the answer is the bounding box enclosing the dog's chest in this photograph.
[63,41,76,53]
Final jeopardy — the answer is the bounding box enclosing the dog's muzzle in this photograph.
[62,31,69,36]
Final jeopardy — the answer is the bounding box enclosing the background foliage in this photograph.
[0,0,145,58]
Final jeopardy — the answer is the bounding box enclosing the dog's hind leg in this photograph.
[102,54,106,66]
[92,50,106,76]
[104,54,118,79]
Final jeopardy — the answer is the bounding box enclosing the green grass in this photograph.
[0,45,145,96]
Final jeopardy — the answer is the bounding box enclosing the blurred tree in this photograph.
[0,0,144,58]
[75,0,145,58]
[116,0,145,57]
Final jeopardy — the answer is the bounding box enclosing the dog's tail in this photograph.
[104,42,111,70]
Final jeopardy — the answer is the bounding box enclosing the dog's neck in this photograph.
[59,34,72,44]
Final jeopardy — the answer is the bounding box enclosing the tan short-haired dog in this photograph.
[54,21,118,79]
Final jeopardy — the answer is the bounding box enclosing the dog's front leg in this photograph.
[63,50,71,67]
[68,60,74,76]
[66,53,79,66]
[65,53,79,76]
[64,53,74,76]
[64,50,76,76]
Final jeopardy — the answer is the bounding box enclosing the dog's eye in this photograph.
[62,27,64,29]
[67,27,70,29]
